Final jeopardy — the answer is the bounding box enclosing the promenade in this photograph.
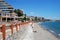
[0,21,31,40]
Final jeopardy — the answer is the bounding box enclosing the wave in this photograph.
[49,30,55,33]
[44,28,60,38]
[58,34,60,36]
[39,25,60,38]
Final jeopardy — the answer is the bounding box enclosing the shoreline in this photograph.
[38,23,60,39]
[32,23,60,40]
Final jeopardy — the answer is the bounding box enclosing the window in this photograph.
[0,13,1,16]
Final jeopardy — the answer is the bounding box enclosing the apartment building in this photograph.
[0,0,17,22]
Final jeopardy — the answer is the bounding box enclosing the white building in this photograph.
[0,0,18,22]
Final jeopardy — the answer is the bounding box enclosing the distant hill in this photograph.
[55,20,60,22]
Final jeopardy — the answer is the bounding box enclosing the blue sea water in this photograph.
[40,21,60,38]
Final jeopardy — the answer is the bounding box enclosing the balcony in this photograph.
[1,13,11,18]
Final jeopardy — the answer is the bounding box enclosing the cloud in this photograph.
[21,9,25,11]
[30,12,34,14]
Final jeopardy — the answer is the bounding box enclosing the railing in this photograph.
[0,21,31,40]
[1,13,10,17]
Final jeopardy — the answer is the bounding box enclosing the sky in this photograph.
[5,0,60,20]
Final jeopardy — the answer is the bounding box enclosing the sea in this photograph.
[39,21,60,38]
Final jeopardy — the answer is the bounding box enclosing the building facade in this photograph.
[0,0,17,22]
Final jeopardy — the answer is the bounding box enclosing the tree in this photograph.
[23,17,26,21]
[26,18,30,21]
[14,9,23,17]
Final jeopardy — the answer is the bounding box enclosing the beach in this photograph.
[0,22,60,40]
[22,23,60,40]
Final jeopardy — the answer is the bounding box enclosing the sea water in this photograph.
[40,21,60,38]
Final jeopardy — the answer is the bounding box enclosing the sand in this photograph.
[22,23,60,40]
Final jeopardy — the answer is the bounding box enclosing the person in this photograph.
[31,21,37,33]
[31,21,33,28]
